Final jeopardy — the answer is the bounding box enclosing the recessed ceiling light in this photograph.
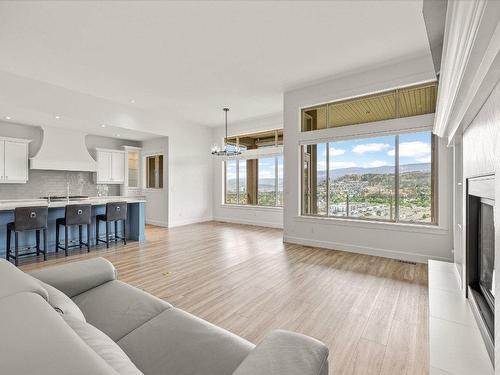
[130,99,135,104]
[55,115,61,119]
[100,124,106,128]
[5,116,11,120]
[116,134,121,137]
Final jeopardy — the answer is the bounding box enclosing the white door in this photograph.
[111,152,125,183]
[97,150,112,182]
[4,141,27,182]
[0,141,5,180]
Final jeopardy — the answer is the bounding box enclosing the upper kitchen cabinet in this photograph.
[95,148,125,184]
[0,137,30,183]
[121,146,142,196]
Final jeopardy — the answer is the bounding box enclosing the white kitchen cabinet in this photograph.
[96,148,125,184]
[0,141,4,180]
[120,146,142,196]
[0,138,30,184]
[112,150,125,182]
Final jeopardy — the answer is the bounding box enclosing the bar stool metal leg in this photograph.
[96,217,100,245]
[64,226,69,256]
[14,232,19,266]
[43,228,47,261]
[79,225,83,249]
[55,223,60,252]
[6,227,11,260]
[87,223,91,252]
[105,221,110,248]
[35,230,40,256]
[123,220,127,245]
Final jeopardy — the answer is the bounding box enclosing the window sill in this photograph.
[220,204,283,211]
[294,215,449,235]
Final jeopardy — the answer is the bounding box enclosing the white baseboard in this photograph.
[145,220,169,227]
[214,216,283,229]
[168,216,213,228]
[283,235,452,264]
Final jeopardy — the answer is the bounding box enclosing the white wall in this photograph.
[283,56,454,263]
[142,137,169,227]
[86,134,140,158]
[0,121,43,157]
[460,81,500,370]
[211,113,284,228]
[140,123,214,228]
[168,124,214,228]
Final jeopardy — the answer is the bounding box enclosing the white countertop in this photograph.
[0,196,146,211]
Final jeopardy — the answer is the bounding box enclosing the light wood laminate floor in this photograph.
[20,222,429,375]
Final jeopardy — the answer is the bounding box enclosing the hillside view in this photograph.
[312,162,432,223]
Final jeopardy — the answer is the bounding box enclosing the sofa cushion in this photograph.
[0,258,48,301]
[232,330,329,375]
[118,307,254,375]
[0,292,118,375]
[29,257,117,298]
[63,315,143,375]
[38,279,86,321]
[72,280,172,341]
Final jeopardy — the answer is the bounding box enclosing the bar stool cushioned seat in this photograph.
[6,206,48,266]
[96,202,127,248]
[56,204,92,256]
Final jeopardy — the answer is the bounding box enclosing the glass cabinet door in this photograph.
[128,150,140,188]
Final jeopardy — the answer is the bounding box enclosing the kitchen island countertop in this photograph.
[0,196,146,211]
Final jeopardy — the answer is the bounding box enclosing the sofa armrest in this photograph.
[29,258,117,298]
[232,330,329,375]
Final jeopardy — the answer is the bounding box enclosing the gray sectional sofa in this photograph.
[0,257,329,375]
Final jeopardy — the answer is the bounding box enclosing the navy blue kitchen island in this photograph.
[0,197,145,259]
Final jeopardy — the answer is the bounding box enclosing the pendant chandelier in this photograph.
[211,108,241,156]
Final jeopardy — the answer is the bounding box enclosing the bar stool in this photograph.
[96,202,127,248]
[56,204,91,256]
[6,206,48,266]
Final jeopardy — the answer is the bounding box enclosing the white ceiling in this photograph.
[0,0,433,138]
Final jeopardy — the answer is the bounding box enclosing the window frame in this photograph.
[300,81,437,132]
[144,153,164,190]
[300,129,438,226]
[224,156,283,208]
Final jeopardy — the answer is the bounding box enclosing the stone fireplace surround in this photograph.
[466,175,495,362]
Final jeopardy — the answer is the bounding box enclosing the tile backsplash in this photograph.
[0,170,119,200]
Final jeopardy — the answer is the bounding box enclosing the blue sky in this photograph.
[226,156,283,181]
[317,131,431,171]
[227,131,431,179]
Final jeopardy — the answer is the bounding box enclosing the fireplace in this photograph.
[466,175,495,362]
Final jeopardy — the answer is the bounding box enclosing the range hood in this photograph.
[30,126,97,172]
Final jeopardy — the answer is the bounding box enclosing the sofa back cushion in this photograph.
[0,292,118,375]
[0,259,48,301]
[63,315,143,375]
[28,257,117,298]
[38,279,86,322]
[72,280,172,341]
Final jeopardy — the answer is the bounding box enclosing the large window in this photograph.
[225,156,283,208]
[301,131,436,224]
[301,82,437,132]
[226,129,283,150]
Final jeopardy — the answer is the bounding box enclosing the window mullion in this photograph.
[326,142,330,216]
[395,135,400,222]
[224,161,227,204]
[236,160,240,204]
[275,156,278,207]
